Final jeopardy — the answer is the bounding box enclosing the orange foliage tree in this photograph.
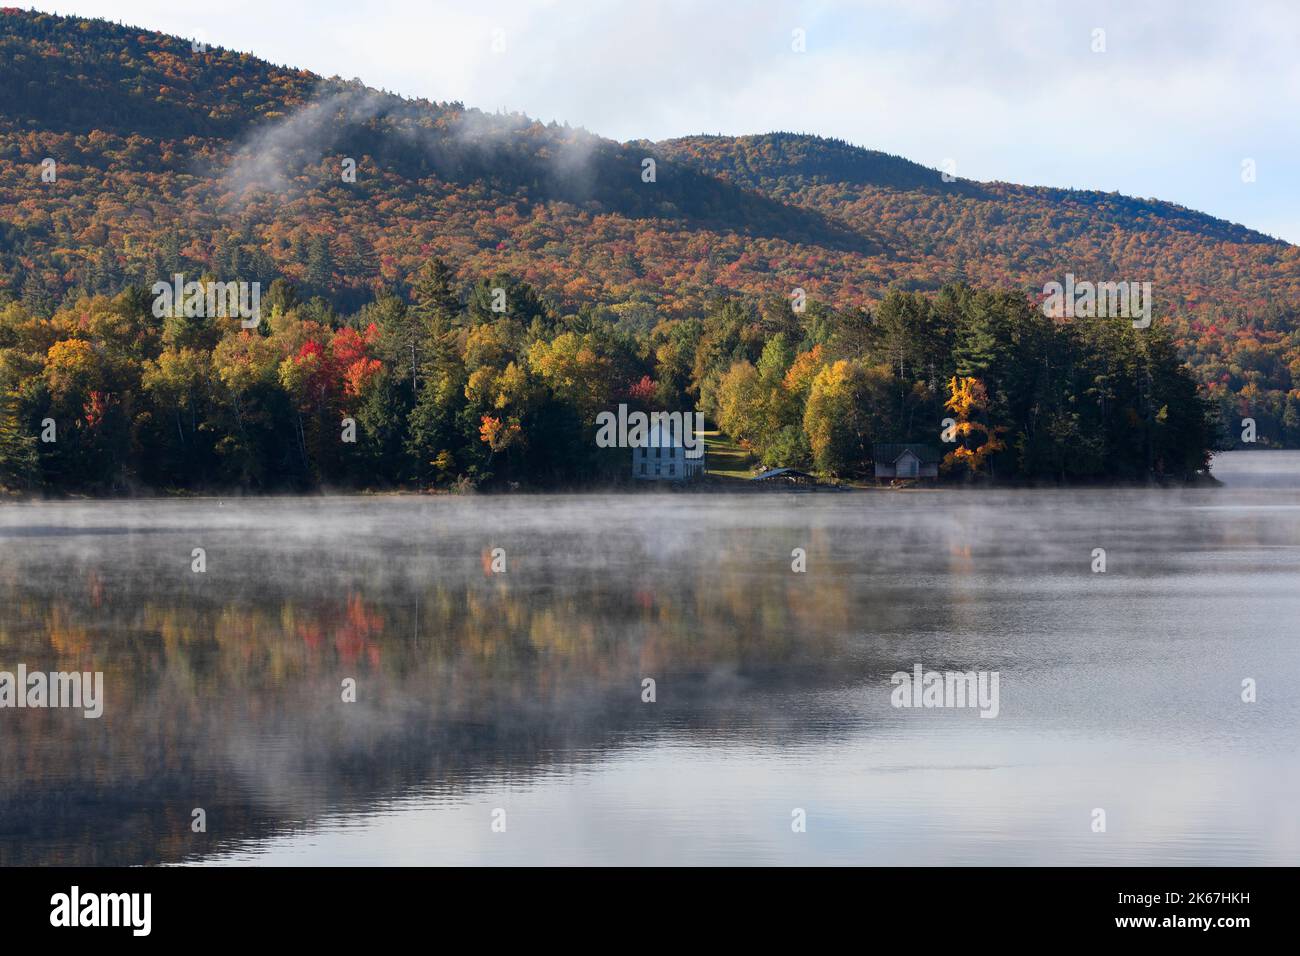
[942,376,1006,475]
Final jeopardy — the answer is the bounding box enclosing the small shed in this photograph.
[873,444,941,479]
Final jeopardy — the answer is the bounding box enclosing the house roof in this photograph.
[872,443,943,464]
[751,467,816,482]
[644,417,698,447]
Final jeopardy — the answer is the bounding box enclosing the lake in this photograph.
[1,450,1297,866]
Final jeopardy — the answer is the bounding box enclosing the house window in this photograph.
[655,465,661,476]
[655,446,662,458]
[669,463,675,476]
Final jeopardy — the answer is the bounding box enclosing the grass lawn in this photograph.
[703,429,756,482]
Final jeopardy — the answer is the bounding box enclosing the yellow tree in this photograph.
[943,376,1006,475]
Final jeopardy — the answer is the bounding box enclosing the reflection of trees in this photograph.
[0,508,900,865]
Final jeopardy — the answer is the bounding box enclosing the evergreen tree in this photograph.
[368,292,423,399]
[0,391,38,490]
[409,258,461,330]
[306,235,334,293]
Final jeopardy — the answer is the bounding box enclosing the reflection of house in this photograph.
[633,420,705,482]
[873,444,941,479]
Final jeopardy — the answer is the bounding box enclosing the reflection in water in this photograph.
[1,450,1298,865]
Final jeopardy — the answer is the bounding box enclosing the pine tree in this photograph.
[306,236,334,293]
[368,293,424,399]
[0,392,39,490]
[409,258,461,330]
[20,271,55,318]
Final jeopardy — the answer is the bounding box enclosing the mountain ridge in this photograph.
[655,131,1280,246]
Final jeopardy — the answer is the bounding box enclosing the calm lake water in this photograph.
[1,450,1297,866]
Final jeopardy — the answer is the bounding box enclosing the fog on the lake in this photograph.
[0,450,1297,865]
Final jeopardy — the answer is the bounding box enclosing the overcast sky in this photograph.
[36,0,1300,243]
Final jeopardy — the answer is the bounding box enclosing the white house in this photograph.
[633,420,705,482]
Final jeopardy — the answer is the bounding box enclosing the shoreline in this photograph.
[0,473,1233,502]
[16,449,1300,502]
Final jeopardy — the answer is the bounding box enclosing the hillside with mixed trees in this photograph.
[0,9,1290,492]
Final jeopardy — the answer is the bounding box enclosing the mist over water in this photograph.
[1,450,1297,865]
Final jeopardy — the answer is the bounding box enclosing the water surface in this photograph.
[1,450,1297,865]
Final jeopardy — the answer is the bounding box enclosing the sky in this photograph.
[33,0,1300,243]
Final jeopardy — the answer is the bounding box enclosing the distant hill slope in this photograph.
[658,131,1273,244]
[1,9,1297,410]
[658,132,1291,296]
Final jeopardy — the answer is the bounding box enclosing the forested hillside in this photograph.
[0,10,1292,491]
